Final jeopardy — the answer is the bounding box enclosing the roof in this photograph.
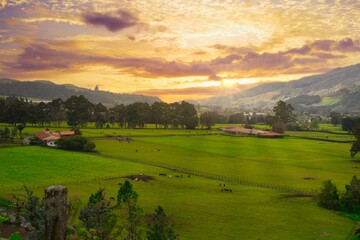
[220,126,283,137]
[52,131,75,137]
[34,131,52,141]
[34,130,75,141]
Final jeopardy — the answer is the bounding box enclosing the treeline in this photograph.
[330,111,360,132]
[0,95,276,130]
[0,96,199,129]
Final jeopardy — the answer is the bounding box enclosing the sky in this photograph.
[0,0,359,102]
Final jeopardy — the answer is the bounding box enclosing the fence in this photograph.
[96,152,318,195]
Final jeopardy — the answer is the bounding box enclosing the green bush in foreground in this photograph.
[318,179,339,210]
[1,183,178,240]
[319,176,360,213]
[147,206,179,240]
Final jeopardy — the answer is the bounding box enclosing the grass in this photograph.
[286,130,353,142]
[94,135,358,191]
[0,124,220,138]
[311,97,341,107]
[0,146,161,192]
[0,146,355,240]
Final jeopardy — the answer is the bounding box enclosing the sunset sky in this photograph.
[0,0,359,102]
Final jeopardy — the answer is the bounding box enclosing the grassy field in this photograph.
[94,135,357,190]
[0,146,355,239]
[0,123,220,138]
[286,130,353,142]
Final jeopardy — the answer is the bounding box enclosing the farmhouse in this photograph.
[220,126,283,137]
[34,129,75,147]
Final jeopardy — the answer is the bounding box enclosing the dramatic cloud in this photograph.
[82,10,138,32]
[1,0,360,101]
[6,37,359,80]
[8,43,217,79]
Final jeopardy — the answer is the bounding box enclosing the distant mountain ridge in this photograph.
[195,63,360,113]
[0,78,161,105]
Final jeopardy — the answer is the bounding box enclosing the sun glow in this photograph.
[221,78,258,86]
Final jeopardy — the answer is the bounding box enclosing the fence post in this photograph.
[45,185,68,240]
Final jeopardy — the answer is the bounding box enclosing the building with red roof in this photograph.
[34,129,75,147]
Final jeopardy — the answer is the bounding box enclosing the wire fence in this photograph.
[0,147,320,196]
[96,153,318,195]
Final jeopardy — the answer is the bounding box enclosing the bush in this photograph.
[83,141,96,152]
[146,206,179,240]
[340,176,360,213]
[79,188,118,240]
[55,136,95,152]
[318,179,339,210]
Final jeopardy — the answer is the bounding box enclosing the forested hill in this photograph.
[0,78,161,105]
[195,63,360,113]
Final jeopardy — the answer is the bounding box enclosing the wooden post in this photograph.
[45,185,67,240]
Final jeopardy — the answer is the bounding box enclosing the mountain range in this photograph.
[195,63,360,113]
[0,78,160,105]
[1,63,360,113]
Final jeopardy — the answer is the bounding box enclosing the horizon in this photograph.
[0,1,359,102]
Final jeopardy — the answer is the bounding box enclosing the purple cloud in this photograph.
[82,10,137,32]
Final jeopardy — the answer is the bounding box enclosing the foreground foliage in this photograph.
[0,183,178,240]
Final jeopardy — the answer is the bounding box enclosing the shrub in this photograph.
[340,176,360,213]
[79,188,118,240]
[146,206,178,240]
[318,179,339,210]
[55,136,95,152]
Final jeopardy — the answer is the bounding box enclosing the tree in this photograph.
[200,112,217,129]
[117,180,138,205]
[0,98,5,123]
[65,95,93,127]
[273,100,296,124]
[17,124,25,135]
[330,111,341,126]
[48,98,65,127]
[55,136,95,152]
[309,118,320,130]
[93,103,108,128]
[229,113,245,123]
[109,104,127,128]
[4,97,28,125]
[79,188,118,240]
[117,180,142,240]
[146,206,178,240]
[151,102,171,128]
[342,117,357,132]
[340,176,360,213]
[318,179,339,210]
[179,101,198,129]
[126,102,151,128]
[350,119,360,158]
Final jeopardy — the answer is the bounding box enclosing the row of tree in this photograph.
[1,96,299,130]
[0,96,200,129]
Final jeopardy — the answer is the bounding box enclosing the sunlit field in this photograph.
[0,144,355,240]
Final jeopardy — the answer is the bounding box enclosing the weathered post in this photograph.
[45,185,67,240]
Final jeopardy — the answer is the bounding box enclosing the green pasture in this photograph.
[0,146,161,192]
[0,124,219,138]
[319,124,347,133]
[287,130,353,142]
[312,97,341,107]
[0,146,355,240]
[94,135,358,191]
